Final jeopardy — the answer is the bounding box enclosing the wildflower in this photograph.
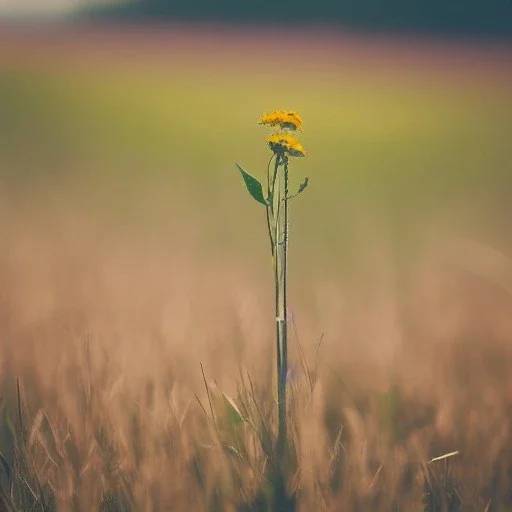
[235,111,310,464]
[259,110,303,131]
[266,133,306,157]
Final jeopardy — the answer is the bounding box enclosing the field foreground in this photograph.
[1,24,512,511]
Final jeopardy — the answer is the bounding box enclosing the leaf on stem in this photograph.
[297,177,309,195]
[235,163,267,206]
[288,177,310,200]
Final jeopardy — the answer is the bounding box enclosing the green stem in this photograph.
[271,154,281,414]
[266,152,289,477]
[263,149,291,496]
[273,191,282,398]
[265,154,276,256]
[277,156,289,462]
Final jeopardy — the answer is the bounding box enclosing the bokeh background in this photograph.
[1,1,512,509]
[2,0,512,324]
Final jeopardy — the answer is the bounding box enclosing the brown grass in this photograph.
[1,181,512,511]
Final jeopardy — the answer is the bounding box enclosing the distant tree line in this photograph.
[80,0,512,38]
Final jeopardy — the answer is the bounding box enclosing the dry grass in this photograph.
[1,183,512,511]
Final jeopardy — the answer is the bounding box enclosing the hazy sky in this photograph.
[0,0,118,16]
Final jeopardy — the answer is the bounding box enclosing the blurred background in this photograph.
[0,0,511,361]
[2,0,512,36]
[1,1,512,508]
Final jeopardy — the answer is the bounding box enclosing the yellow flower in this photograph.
[266,134,306,157]
[259,110,303,131]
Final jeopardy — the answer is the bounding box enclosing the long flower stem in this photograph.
[265,154,276,256]
[267,153,288,469]
[277,156,289,461]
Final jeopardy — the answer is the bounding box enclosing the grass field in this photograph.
[1,23,512,510]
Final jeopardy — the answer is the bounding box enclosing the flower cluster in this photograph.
[266,134,306,158]
[259,110,306,158]
[259,110,303,131]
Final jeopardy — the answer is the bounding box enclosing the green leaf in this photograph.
[287,177,310,200]
[235,163,267,206]
[297,176,309,195]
